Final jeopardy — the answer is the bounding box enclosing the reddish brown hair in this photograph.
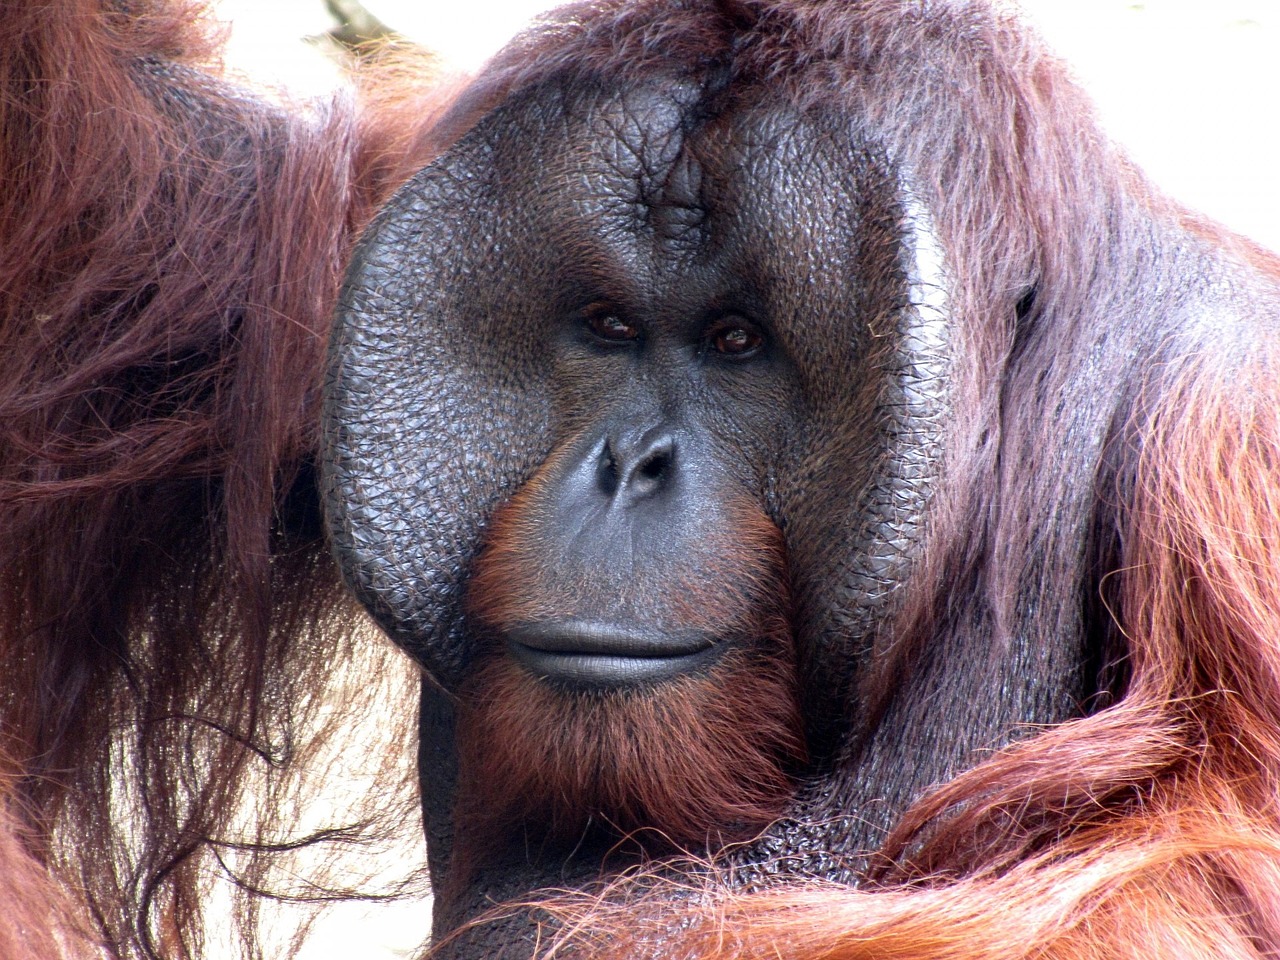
[407,0,1280,954]
[458,485,804,857]
[6,2,1280,958]
[534,343,1280,957]
[0,754,98,960]
[0,3,444,956]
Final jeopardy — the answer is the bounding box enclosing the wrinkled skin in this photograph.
[319,1,1269,956]
[325,77,962,951]
[6,2,1280,957]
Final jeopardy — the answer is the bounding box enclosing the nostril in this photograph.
[597,445,620,498]
[597,431,676,502]
[639,450,668,481]
[627,435,675,498]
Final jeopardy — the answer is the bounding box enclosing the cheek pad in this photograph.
[322,149,552,688]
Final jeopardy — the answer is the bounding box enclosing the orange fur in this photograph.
[455,643,804,856]
[457,487,804,858]
[5,1,1280,957]
[0,2,444,956]
[531,344,1280,957]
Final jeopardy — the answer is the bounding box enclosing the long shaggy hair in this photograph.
[0,2,444,956]
[419,0,1280,955]
[0,754,97,960]
[3,1,1280,959]
[538,345,1280,958]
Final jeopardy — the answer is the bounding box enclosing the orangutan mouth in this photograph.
[504,620,721,687]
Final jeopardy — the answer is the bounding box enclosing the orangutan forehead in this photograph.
[481,76,885,257]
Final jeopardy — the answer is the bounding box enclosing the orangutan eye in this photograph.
[708,322,764,358]
[586,311,640,342]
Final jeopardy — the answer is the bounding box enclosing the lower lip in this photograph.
[505,641,723,687]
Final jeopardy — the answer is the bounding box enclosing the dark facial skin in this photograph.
[470,297,791,686]
[325,73,996,956]
[14,3,1280,958]
[462,87,804,678]
[328,80,932,952]
[325,76,918,696]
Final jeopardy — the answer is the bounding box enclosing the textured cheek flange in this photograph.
[321,155,551,689]
[816,188,950,663]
